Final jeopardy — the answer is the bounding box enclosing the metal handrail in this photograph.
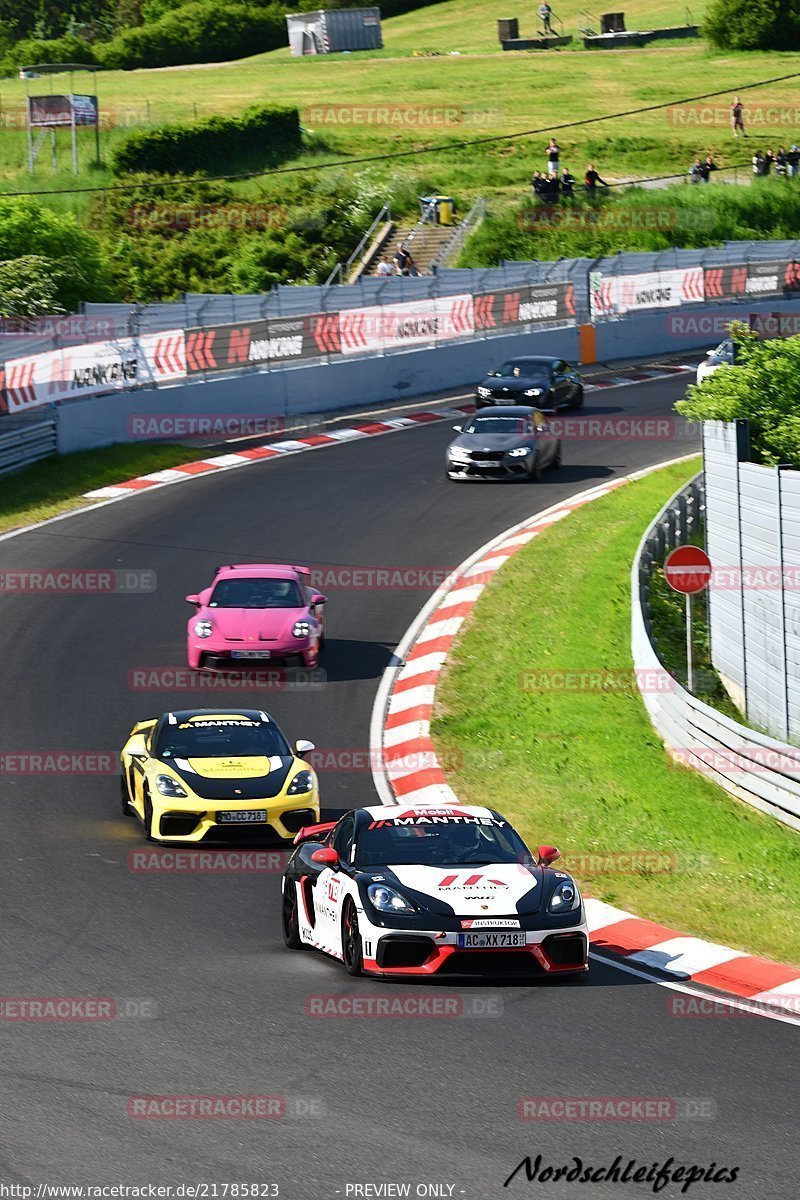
[325,203,392,286]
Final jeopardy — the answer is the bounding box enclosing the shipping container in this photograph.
[286,8,383,55]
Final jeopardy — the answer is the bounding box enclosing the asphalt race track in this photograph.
[0,376,795,1199]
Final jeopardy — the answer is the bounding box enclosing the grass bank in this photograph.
[0,443,201,535]
[431,458,800,965]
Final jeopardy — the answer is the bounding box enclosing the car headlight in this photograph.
[524,388,543,396]
[194,619,213,638]
[155,773,188,798]
[368,883,417,914]
[548,878,581,913]
[477,386,491,397]
[449,447,470,462]
[292,620,311,638]
[509,447,532,457]
[287,770,314,795]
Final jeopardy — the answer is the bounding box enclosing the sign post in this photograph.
[664,545,712,693]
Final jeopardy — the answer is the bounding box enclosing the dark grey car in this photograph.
[446,406,562,481]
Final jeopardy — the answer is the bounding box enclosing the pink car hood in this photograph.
[203,607,308,642]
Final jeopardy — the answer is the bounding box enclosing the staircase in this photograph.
[367,223,457,276]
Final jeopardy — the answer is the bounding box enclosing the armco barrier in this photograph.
[0,417,56,477]
[55,326,581,454]
[632,472,800,832]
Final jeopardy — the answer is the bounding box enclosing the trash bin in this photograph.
[436,197,455,225]
[497,17,519,40]
[419,195,438,221]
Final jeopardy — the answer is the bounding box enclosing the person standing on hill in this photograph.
[788,145,800,177]
[546,137,560,174]
[731,95,746,137]
[538,2,554,34]
[584,163,608,193]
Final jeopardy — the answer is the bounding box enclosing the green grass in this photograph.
[432,457,800,966]
[0,0,798,222]
[0,442,202,533]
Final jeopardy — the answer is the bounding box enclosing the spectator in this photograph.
[731,95,746,137]
[704,154,718,180]
[542,170,560,199]
[406,252,420,277]
[560,167,575,196]
[393,244,410,274]
[764,148,775,174]
[375,256,394,277]
[538,1,554,34]
[788,145,800,177]
[584,163,608,193]
[531,170,544,196]
[689,158,705,184]
[776,147,788,176]
[752,150,764,176]
[546,137,560,174]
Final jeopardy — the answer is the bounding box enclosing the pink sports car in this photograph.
[186,564,327,671]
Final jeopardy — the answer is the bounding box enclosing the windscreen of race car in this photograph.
[156,717,292,760]
[357,817,533,868]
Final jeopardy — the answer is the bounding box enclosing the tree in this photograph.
[704,0,800,51]
[675,323,800,467]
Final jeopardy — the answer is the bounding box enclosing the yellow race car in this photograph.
[120,709,319,843]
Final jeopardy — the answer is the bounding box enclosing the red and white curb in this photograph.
[370,458,800,1025]
[82,363,697,502]
[83,405,475,500]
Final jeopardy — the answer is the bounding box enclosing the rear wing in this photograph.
[293,820,337,845]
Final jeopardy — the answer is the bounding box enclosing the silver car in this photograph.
[446,406,562,481]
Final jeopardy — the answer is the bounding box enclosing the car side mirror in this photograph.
[311,846,339,867]
[295,739,315,757]
[185,594,200,605]
[453,425,463,433]
[537,844,560,866]
[310,593,327,606]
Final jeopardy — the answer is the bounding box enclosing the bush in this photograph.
[675,324,800,468]
[0,198,110,310]
[2,33,98,70]
[100,0,287,68]
[0,255,87,317]
[704,0,800,50]
[111,104,300,175]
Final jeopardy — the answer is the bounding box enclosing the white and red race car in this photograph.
[281,803,589,978]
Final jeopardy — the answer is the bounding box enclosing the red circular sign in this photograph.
[664,546,712,594]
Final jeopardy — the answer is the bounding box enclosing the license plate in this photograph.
[217,809,267,824]
[231,650,271,659]
[473,460,498,467]
[457,931,527,949]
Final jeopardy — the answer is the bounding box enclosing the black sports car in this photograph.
[475,355,583,410]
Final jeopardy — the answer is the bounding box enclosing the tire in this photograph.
[341,898,363,976]
[527,454,543,482]
[282,882,304,950]
[120,770,134,816]
[550,443,562,470]
[143,792,157,842]
[570,387,584,411]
